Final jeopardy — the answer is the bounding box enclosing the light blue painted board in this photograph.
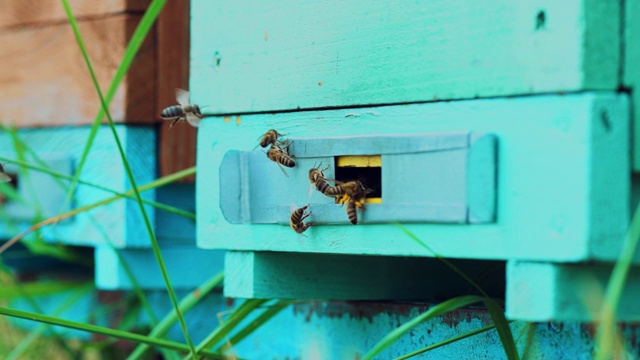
[0,126,156,248]
[2,156,73,220]
[190,0,619,114]
[197,93,630,262]
[224,251,505,300]
[507,261,640,322]
[95,245,224,290]
[155,183,197,244]
[623,0,640,170]
[219,132,496,224]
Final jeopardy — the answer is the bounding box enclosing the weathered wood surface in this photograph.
[0,126,156,248]
[0,15,156,127]
[190,0,619,114]
[157,0,197,180]
[507,261,640,322]
[0,0,149,28]
[197,93,630,263]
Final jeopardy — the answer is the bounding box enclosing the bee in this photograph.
[0,163,11,183]
[308,163,335,196]
[160,88,203,128]
[259,129,287,148]
[290,204,312,234]
[333,180,372,225]
[267,143,295,176]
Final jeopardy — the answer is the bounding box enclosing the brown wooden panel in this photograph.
[0,14,156,127]
[157,0,195,180]
[0,0,150,29]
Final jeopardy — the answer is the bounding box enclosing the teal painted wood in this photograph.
[147,293,640,359]
[95,245,224,290]
[507,261,640,322]
[0,126,156,248]
[190,0,619,114]
[197,93,630,262]
[223,251,505,300]
[625,0,640,170]
[219,132,496,225]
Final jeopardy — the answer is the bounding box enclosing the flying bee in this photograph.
[0,163,11,183]
[326,180,368,198]
[267,143,295,176]
[308,163,336,196]
[259,129,287,148]
[290,204,312,234]
[160,88,203,128]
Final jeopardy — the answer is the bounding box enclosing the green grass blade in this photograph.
[61,1,196,356]
[0,306,224,359]
[128,272,225,360]
[0,281,87,300]
[396,224,490,298]
[484,298,518,360]
[7,283,93,360]
[218,300,290,353]
[394,323,500,360]
[59,0,167,219]
[362,295,485,360]
[595,199,640,359]
[0,157,195,220]
[191,299,270,358]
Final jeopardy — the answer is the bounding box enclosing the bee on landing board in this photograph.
[0,164,11,183]
[160,88,203,128]
[308,163,336,196]
[267,142,295,176]
[290,204,312,234]
[259,129,287,148]
[333,180,373,225]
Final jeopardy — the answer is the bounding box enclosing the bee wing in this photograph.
[0,173,11,183]
[175,88,191,106]
[275,162,289,177]
[186,113,201,128]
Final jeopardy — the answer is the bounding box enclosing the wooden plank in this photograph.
[0,126,156,248]
[0,15,156,127]
[224,251,505,300]
[190,0,620,114]
[0,0,150,28]
[95,246,224,290]
[506,261,640,322]
[197,93,630,262]
[624,0,640,171]
[157,0,196,180]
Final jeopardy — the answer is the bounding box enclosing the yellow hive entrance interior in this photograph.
[334,155,382,204]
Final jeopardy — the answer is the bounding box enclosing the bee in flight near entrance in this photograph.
[0,163,11,183]
[290,204,312,234]
[160,88,203,128]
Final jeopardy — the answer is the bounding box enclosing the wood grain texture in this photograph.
[95,245,224,289]
[196,93,630,262]
[625,0,640,170]
[0,0,150,28]
[157,0,196,180]
[189,0,620,114]
[506,261,640,322]
[0,15,156,127]
[224,251,504,300]
[0,126,156,248]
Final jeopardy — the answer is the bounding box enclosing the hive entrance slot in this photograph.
[334,155,382,203]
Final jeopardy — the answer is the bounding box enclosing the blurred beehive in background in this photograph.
[0,0,196,180]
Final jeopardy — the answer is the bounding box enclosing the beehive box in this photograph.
[191,0,638,326]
